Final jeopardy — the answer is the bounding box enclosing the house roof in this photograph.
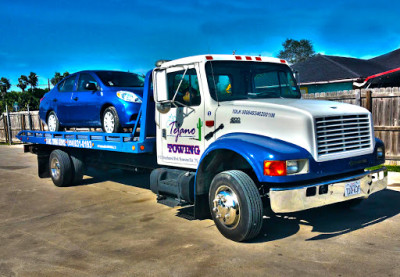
[369,48,400,69]
[292,54,388,84]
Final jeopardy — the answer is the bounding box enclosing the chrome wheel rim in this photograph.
[48,114,57,131]
[50,157,60,179]
[212,185,241,228]
[103,111,115,133]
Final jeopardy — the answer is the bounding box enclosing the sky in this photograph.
[1,0,400,91]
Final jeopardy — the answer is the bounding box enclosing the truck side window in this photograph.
[167,69,201,106]
[207,75,232,101]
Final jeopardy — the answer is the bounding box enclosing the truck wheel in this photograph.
[49,150,73,187]
[70,154,85,185]
[102,106,121,133]
[209,170,263,242]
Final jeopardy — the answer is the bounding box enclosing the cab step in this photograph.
[150,168,195,207]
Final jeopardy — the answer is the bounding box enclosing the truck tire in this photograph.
[209,170,263,242]
[70,154,85,185]
[49,150,73,187]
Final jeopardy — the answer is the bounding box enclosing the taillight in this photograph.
[264,161,287,176]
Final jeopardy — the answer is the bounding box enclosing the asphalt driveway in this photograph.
[0,145,399,276]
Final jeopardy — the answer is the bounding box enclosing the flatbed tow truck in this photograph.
[17,55,388,241]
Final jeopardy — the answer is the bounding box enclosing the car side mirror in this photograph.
[156,101,171,114]
[85,82,97,91]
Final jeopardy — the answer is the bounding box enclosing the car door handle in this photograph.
[73,97,78,101]
[52,99,57,102]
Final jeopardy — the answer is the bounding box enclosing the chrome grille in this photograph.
[316,114,372,157]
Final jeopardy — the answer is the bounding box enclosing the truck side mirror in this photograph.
[156,101,171,114]
[153,69,168,102]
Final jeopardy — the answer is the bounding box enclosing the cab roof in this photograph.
[158,54,287,69]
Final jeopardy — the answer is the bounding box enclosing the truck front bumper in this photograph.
[269,167,388,213]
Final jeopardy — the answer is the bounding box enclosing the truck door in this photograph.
[154,65,205,169]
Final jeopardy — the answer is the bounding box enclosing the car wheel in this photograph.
[47,111,61,132]
[209,170,263,242]
[102,106,122,133]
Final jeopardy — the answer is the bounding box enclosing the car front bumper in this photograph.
[269,167,388,213]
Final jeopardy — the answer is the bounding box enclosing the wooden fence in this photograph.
[303,87,400,165]
[0,111,44,144]
[1,90,399,165]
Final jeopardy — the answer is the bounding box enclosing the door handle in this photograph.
[52,99,57,102]
[73,97,78,101]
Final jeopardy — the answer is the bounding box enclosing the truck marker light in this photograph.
[235,56,242,60]
[140,145,145,151]
[280,59,287,64]
[245,56,252,60]
[206,56,213,60]
[264,161,287,176]
[255,57,262,61]
[205,120,214,127]
[132,146,136,151]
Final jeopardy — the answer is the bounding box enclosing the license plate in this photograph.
[344,180,361,197]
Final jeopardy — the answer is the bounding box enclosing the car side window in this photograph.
[58,75,76,92]
[77,73,99,91]
[167,69,201,106]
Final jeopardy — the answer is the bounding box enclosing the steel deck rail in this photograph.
[16,130,156,154]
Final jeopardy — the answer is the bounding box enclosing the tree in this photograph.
[278,39,315,64]
[0,77,11,98]
[51,71,69,86]
[17,75,29,92]
[28,72,38,91]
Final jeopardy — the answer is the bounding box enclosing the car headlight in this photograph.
[116,91,142,103]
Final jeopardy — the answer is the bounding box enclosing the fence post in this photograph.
[356,89,361,106]
[5,105,12,144]
[27,105,32,130]
[366,90,372,112]
[2,113,7,143]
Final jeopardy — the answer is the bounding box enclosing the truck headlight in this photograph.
[286,160,299,174]
[377,147,384,159]
[263,159,309,176]
[116,91,142,103]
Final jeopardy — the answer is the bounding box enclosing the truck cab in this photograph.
[151,54,387,241]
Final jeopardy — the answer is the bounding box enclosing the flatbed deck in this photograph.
[16,130,156,154]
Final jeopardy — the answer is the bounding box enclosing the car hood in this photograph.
[104,86,144,96]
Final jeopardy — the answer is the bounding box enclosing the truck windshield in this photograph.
[95,71,145,87]
[205,61,300,101]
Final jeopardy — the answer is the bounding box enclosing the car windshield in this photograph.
[96,71,145,87]
[205,61,300,101]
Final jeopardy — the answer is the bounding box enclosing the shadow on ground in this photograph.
[252,189,400,243]
[77,168,400,243]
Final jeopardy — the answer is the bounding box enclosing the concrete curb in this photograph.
[388,171,400,187]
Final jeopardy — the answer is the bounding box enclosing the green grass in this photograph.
[368,165,400,172]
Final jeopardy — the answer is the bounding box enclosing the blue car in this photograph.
[39,70,144,133]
